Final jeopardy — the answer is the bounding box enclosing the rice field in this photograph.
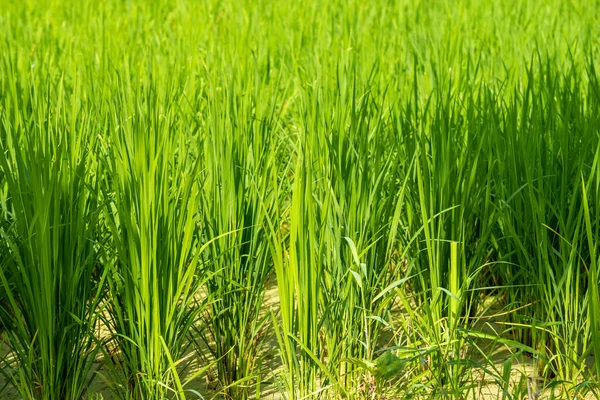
[0,0,599,399]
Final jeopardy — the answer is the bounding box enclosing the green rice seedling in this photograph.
[0,70,105,399]
[268,60,415,398]
[493,59,600,390]
[194,74,286,399]
[99,78,205,399]
[581,62,600,388]
[390,73,499,396]
[278,140,326,398]
[582,167,600,386]
[310,77,412,397]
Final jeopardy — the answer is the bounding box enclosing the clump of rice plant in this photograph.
[99,79,205,399]
[194,73,285,399]
[0,74,105,399]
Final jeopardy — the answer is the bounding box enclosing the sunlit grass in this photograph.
[0,0,599,399]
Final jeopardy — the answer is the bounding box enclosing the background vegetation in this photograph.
[0,0,599,398]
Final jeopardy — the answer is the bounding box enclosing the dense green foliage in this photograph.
[0,0,599,398]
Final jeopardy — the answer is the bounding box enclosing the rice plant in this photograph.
[194,72,285,399]
[98,77,205,399]
[0,67,105,399]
